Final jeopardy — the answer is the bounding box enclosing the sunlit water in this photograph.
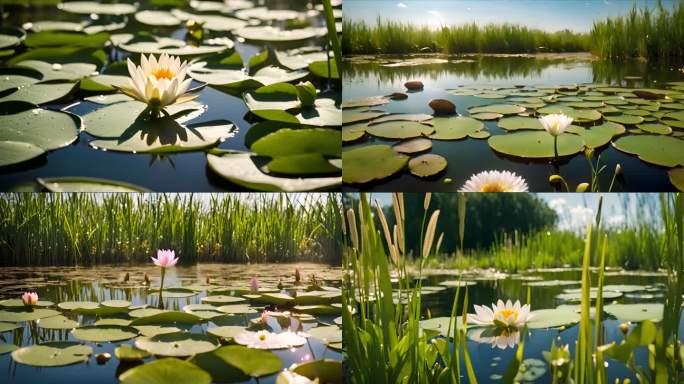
[343,55,684,192]
[0,263,342,384]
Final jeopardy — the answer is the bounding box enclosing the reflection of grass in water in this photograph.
[591,2,684,61]
[344,56,583,84]
[343,18,590,55]
[0,193,342,265]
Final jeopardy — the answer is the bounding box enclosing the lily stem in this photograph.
[159,267,165,309]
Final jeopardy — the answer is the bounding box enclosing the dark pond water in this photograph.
[0,263,343,383]
[0,0,341,191]
[415,268,682,383]
[342,55,684,192]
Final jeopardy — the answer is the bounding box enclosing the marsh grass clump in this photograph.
[0,193,342,266]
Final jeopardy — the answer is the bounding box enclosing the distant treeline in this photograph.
[0,193,342,266]
[343,1,684,60]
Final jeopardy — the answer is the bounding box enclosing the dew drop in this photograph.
[52,63,63,71]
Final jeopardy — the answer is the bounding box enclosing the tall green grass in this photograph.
[343,18,590,55]
[0,193,342,266]
[590,1,684,60]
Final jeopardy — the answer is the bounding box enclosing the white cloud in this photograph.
[397,2,407,8]
[427,10,440,16]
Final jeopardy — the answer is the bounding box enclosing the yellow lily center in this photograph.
[151,68,174,81]
[259,334,267,341]
[496,308,519,321]
[480,183,507,192]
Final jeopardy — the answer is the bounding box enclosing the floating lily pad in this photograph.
[191,345,282,381]
[408,154,447,177]
[488,131,584,158]
[605,114,644,125]
[148,287,198,298]
[669,168,684,191]
[637,123,672,135]
[470,112,503,120]
[469,104,525,115]
[290,359,342,384]
[207,326,245,341]
[250,292,295,305]
[11,342,92,367]
[117,35,229,57]
[666,110,684,121]
[469,130,491,139]
[134,10,181,26]
[114,344,150,362]
[207,151,341,191]
[119,358,211,384]
[555,290,622,302]
[243,83,300,111]
[429,117,483,140]
[251,128,340,157]
[217,304,254,315]
[307,326,341,344]
[0,27,25,50]
[0,322,21,333]
[296,98,341,127]
[0,344,18,355]
[0,67,41,92]
[136,332,221,357]
[526,308,581,329]
[236,26,319,43]
[0,308,60,322]
[59,1,138,15]
[342,96,390,109]
[72,324,138,342]
[24,31,108,49]
[265,153,340,175]
[37,315,78,330]
[130,311,204,326]
[567,122,625,148]
[603,303,663,322]
[0,80,76,105]
[171,10,247,32]
[293,305,339,315]
[342,145,408,184]
[612,135,684,167]
[17,60,97,81]
[498,116,543,131]
[439,280,477,288]
[392,137,432,153]
[36,177,150,192]
[0,141,45,167]
[201,296,246,305]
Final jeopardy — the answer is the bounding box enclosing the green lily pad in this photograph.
[95,318,132,326]
[235,7,301,21]
[469,104,525,115]
[23,21,84,33]
[16,60,97,81]
[134,10,181,26]
[243,83,300,111]
[71,325,138,342]
[526,308,581,329]
[367,121,434,139]
[470,112,503,120]
[605,114,644,125]
[637,123,672,135]
[469,130,491,139]
[392,137,432,153]
[666,110,684,121]
[293,305,339,315]
[130,311,204,326]
[119,358,211,384]
[555,290,622,302]
[429,116,483,140]
[11,342,92,367]
[342,96,390,109]
[612,135,684,167]
[408,154,447,177]
[117,35,229,57]
[0,67,41,92]
[191,345,282,381]
[498,116,543,131]
[0,80,76,105]
[0,322,21,333]
[207,151,340,191]
[249,292,295,305]
[134,325,188,337]
[170,10,247,31]
[236,26,320,43]
[58,1,138,15]
[296,98,341,127]
[135,332,221,357]
[251,128,340,158]
[129,308,167,318]
[603,303,664,322]
[0,343,18,355]
[114,344,150,362]
[342,145,408,184]
[309,60,339,80]
[201,296,246,305]
[0,299,53,308]
[488,131,584,158]
[79,74,129,92]
[207,326,245,341]
[290,359,342,384]
[217,304,254,315]
[567,122,625,148]
[0,141,45,167]
[307,326,341,344]
[265,153,340,175]
[342,123,366,142]
[24,32,108,49]
[438,280,477,288]
[0,308,60,322]
[147,287,198,298]
[669,168,684,191]
[0,27,25,50]
[36,177,150,192]
[37,315,78,330]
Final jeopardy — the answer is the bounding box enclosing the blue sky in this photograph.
[343,0,678,32]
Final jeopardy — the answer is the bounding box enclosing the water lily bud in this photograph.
[615,163,622,176]
[619,322,629,335]
[96,352,111,364]
[549,174,563,184]
[295,81,316,107]
[584,147,594,160]
[576,183,589,192]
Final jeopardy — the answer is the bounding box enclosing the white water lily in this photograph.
[468,327,521,349]
[467,299,533,329]
[539,113,573,137]
[279,370,320,384]
[459,170,528,192]
[119,53,196,118]
[234,330,307,350]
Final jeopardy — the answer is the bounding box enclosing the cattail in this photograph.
[422,210,440,258]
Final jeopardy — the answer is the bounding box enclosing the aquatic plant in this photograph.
[467,299,532,329]
[539,113,573,160]
[152,249,178,307]
[459,170,529,192]
[21,292,38,307]
[118,53,196,119]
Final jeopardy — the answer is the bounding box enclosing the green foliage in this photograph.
[0,193,342,266]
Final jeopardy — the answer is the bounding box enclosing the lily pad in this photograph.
[612,135,684,167]
[603,303,663,322]
[134,10,181,26]
[488,131,584,158]
[392,137,432,153]
[307,326,341,344]
[207,326,245,341]
[265,153,340,175]
[191,345,282,381]
[567,122,625,148]
[58,1,138,15]
[526,308,581,329]
[251,128,340,157]
[135,332,221,357]
[555,290,622,302]
[408,154,447,177]
[0,80,77,105]
[429,116,483,140]
[296,98,341,127]
[129,311,204,326]
[16,60,97,81]
[236,26,319,43]
[341,96,390,109]
[119,358,211,384]
[309,60,339,80]
[37,315,79,330]
[0,344,18,355]
[637,123,672,135]
[342,145,408,184]
[170,10,247,32]
[366,121,434,139]
[605,114,644,125]
[0,105,79,151]
[498,116,543,131]
[0,27,25,50]
[0,308,60,322]
[0,67,41,92]
[469,104,525,115]
[669,168,684,191]
[114,344,150,362]
[117,35,230,57]
[243,83,300,111]
[11,342,92,367]
[201,296,246,305]
[217,304,254,315]
[71,325,138,342]
[36,177,150,192]
[0,322,21,333]
[290,359,342,384]
[207,151,341,191]
[0,141,45,167]
[470,112,503,120]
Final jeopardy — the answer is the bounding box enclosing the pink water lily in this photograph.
[152,249,178,268]
[22,292,38,306]
[250,276,259,294]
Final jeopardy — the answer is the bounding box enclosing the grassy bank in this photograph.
[343,2,684,60]
[0,193,342,266]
